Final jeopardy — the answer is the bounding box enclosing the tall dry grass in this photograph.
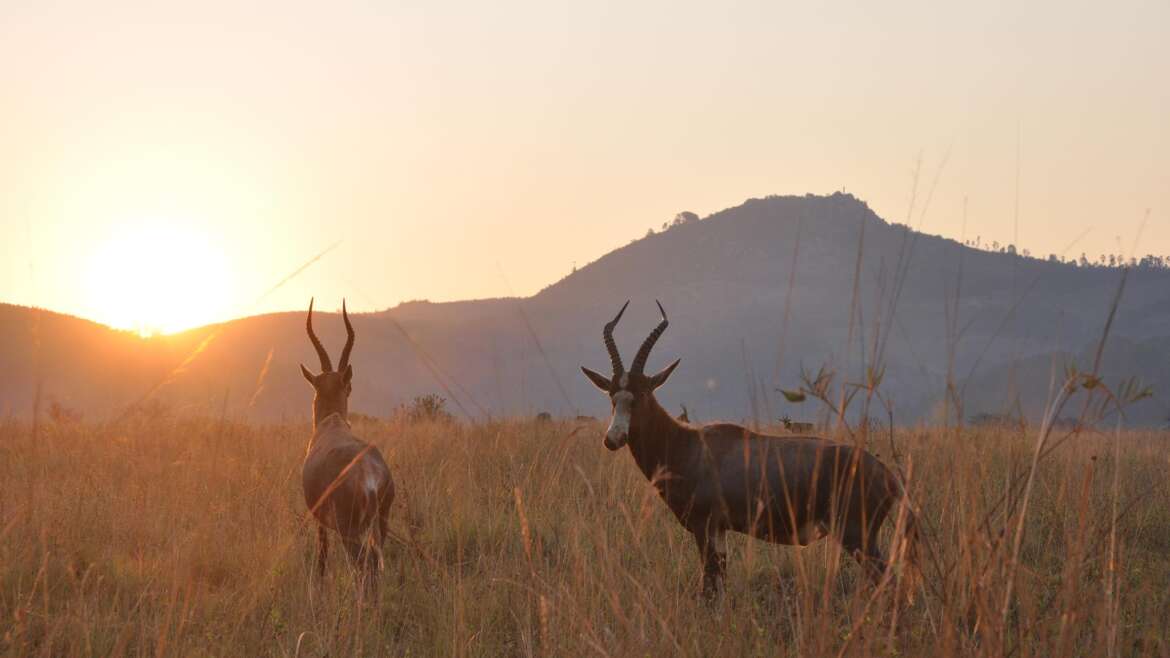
[2,414,1169,656]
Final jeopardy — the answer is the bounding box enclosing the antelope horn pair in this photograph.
[306,297,355,372]
[602,300,669,377]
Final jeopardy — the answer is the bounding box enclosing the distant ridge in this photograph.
[3,193,1169,426]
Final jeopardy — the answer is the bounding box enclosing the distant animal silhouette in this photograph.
[300,299,395,598]
[677,404,690,423]
[581,301,918,597]
[780,415,815,433]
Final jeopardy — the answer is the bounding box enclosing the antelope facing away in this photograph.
[300,299,395,596]
[581,301,918,596]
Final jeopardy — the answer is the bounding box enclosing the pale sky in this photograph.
[1,0,1167,333]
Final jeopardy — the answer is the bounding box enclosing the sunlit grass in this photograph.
[1,415,1168,656]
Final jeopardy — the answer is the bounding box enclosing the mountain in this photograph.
[3,193,1169,426]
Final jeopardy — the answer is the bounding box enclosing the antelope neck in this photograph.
[626,395,697,478]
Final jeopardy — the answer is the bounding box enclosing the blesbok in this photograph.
[780,415,815,433]
[300,299,395,596]
[581,301,918,596]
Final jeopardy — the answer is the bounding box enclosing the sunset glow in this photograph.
[0,0,1167,328]
[84,222,233,335]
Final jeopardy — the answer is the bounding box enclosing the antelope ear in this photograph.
[342,364,353,384]
[300,364,317,385]
[580,367,612,392]
[648,359,680,390]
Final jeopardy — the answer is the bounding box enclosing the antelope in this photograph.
[581,301,918,597]
[780,415,815,433]
[300,299,395,597]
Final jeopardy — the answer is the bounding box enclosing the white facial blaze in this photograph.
[607,390,634,445]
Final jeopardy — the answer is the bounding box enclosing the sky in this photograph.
[1,0,1167,333]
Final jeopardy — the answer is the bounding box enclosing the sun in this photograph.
[85,221,234,335]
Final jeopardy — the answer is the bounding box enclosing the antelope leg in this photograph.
[692,526,727,598]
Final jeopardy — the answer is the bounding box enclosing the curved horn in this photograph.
[603,300,629,376]
[306,297,333,372]
[338,299,356,370]
[630,300,668,375]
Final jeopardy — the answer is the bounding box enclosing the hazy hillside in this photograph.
[4,193,1169,425]
[961,335,1170,428]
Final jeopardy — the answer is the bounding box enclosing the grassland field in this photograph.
[2,414,1169,657]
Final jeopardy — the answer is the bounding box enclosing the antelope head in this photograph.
[300,298,356,426]
[581,301,680,450]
